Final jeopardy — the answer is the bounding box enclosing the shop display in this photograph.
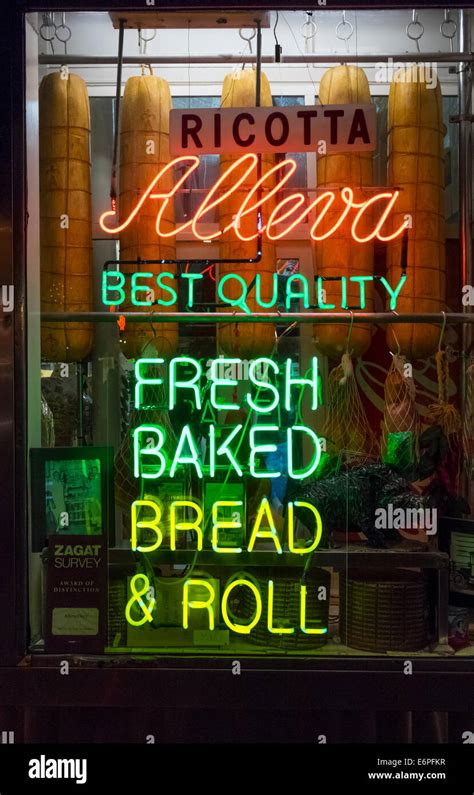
[119,67,177,359]
[314,65,374,358]
[22,7,474,661]
[218,68,277,357]
[386,65,446,360]
[39,71,93,362]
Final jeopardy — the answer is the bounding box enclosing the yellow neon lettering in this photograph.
[221,579,262,634]
[287,501,323,554]
[212,501,243,553]
[267,580,294,634]
[300,585,327,635]
[131,500,163,553]
[247,497,282,554]
[182,579,216,630]
[125,573,156,626]
[170,500,203,550]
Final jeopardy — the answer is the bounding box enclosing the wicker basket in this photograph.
[230,569,331,650]
[339,569,429,652]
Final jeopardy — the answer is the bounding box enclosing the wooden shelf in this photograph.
[110,544,449,571]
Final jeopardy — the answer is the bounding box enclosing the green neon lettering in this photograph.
[131,272,154,306]
[209,423,243,478]
[131,499,163,552]
[340,276,347,310]
[221,579,262,634]
[255,273,278,309]
[170,356,202,410]
[349,275,372,309]
[247,497,283,553]
[287,501,323,554]
[212,501,243,553]
[218,273,251,314]
[210,358,240,410]
[170,424,203,478]
[300,585,327,635]
[182,273,203,308]
[285,274,310,310]
[380,274,406,310]
[102,270,125,306]
[134,358,165,409]
[156,272,177,306]
[246,358,279,414]
[133,425,167,479]
[284,357,319,412]
[183,579,215,630]
[287,426,322,479]
[316,277,335,309]
[267,580,294,634]
[249,425,280,478]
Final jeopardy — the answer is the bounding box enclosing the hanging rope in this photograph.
[426,345,461,439]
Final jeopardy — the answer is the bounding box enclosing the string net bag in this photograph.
[322,353,379,466]
[426,349,461,439]
[381,354,419,470]
[425,347,462,496]
[462,358,474,475]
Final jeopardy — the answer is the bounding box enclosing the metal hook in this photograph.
[336,12,354,41]
[407,10,424,53]
[345,311,355,355]
[138,28,157,56]
[40,12,56,42]
[440,10,457,54]
[302,13,318,55]
[239,27,256,55]
[336,11,354,56]
[389,312,402,356]
[55,12,72,56]
[438,310,447,351]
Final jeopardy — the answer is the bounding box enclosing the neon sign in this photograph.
[133,356,321,481]
[125,354,329,636]
[99,154,408,244]
[102,270,406,313]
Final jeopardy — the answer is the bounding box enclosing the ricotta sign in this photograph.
[169,103,376,155]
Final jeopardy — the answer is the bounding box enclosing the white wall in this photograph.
[35,9,464,97]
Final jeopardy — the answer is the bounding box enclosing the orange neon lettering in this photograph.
[99,156,200,235]
[232,159,297,241]
[351,190,407,242]
[99,155,406,244]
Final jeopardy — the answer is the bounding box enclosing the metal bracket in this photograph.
[450,114,474,124]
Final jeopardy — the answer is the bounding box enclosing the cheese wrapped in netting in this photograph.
[386,66,446,359]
